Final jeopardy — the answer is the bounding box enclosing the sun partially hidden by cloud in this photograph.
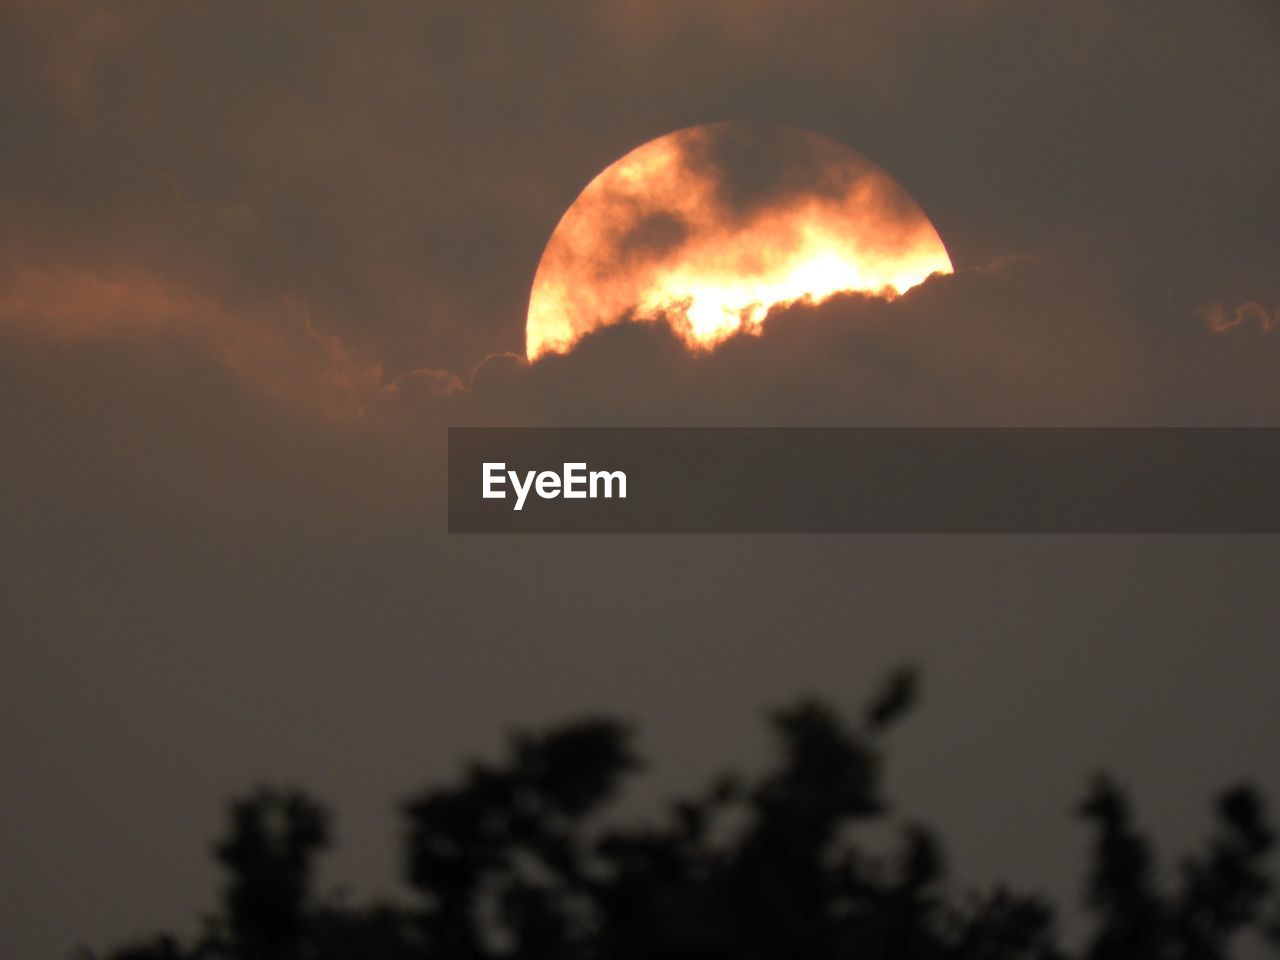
[526,122,954,360]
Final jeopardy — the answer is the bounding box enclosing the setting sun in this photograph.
[526,123,953,360]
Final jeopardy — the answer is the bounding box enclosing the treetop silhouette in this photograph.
[88,671,1279,960]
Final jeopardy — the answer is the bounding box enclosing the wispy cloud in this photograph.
[1196,301,1280,334]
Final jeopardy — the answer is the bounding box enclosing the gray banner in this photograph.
[448,428,1280,533]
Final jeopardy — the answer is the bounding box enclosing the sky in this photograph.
[2,1,1280,956]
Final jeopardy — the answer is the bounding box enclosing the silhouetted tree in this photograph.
[87,671,1279,960]
[212,789,330,960]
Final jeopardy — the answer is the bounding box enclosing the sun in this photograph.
[525,122,953,361]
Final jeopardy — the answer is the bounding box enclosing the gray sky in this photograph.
[2,2,1279,956]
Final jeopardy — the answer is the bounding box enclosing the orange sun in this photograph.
[526,123,953,361]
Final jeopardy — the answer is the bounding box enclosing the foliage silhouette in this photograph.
[86,672,1278,959]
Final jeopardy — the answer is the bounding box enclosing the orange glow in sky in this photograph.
[526,123,953,360]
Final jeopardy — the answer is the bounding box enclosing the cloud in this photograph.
[0,264,385,420]
[7,241,1276,435]
[1196,301,1280,334]
[3,1,131,118]
[367,251,1263,430]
